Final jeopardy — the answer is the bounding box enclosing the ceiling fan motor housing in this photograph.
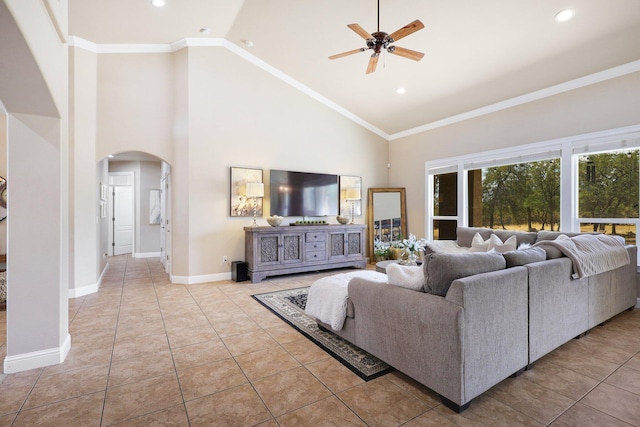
[368,31,392,54]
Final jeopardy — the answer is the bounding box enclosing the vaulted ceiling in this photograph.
[69,0,640,137]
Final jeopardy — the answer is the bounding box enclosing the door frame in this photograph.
[160,169,172,275]
[108,171,135,256]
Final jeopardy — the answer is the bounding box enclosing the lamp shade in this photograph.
[345,188,360,200]
[246,182,264,198]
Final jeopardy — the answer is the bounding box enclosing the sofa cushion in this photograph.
[423,239,469,254]
[423,251,506,296]
[386,263,424,291]
[457,227,493,248]
[502,247,546,268]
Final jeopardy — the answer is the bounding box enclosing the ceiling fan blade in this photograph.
[389,19,424,42]
[389,46,425,61]
[329,48,366,60]
[366,54,379,74]
[347,23,374,40]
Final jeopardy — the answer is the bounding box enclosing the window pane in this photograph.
[434,220,457,240]
[580,222,636,245]
[578,150,639,219]
[434,172,457,216]
[470,159,560,231]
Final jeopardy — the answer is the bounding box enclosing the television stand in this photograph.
[244,224,366,283]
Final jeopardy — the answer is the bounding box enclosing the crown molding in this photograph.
[67,36,640,142]
[67,36,388,140]
[389,60,640,141]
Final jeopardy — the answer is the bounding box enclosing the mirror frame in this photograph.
[367,187,407,261]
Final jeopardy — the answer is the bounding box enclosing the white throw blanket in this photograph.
[534,234,629,278]
[305,270,388,331]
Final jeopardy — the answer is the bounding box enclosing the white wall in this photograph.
[69,45,98,295]
[390,71,640,240]
[0,112,6,254]
[2,0,70,373]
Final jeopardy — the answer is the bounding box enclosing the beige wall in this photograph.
[93,46,387,280]
[69,45,99,293]
[96,53,174,164]
[390,71,640,240]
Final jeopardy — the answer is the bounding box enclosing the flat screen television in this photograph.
[270,170,339,217]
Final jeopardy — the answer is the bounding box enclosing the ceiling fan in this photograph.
[329,0,425,74]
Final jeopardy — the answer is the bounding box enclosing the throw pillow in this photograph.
[423,251,506,296]
[502,246,546,268]
[494,229,538,247]
[470,232,492,252]
[386,263,424,291]
[489,234,517,253]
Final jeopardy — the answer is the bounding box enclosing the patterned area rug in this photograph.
[252,286,392,380]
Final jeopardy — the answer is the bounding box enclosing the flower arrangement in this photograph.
[399,233,427,253]
[373,240,389,259]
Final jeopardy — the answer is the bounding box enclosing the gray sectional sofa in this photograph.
[314,227,637,412]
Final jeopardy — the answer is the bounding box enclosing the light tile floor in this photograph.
[0,256,639,426]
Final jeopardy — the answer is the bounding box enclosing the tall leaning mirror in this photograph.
[367,187,407,261]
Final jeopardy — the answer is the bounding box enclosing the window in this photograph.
[470,159,560,231]
[425,128,640,263]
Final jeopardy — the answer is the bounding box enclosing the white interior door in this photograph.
[110,185,134,256]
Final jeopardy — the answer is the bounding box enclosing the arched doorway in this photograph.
[102,151,172,274]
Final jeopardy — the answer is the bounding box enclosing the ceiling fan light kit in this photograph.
[329,1,425,74]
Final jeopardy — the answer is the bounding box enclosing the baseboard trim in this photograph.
[67,262,109,298]
[4,333,71,373]
[171,272,231,284]
[133,252,161,259]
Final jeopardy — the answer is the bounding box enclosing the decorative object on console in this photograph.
[266,215,283,227]
[346,187,360,224]
[230,167,263,217]
[246,182,264,227]
[336,215,350,224]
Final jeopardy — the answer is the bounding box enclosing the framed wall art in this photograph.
[339,175,362,216]
[149,189,161,225]
[230,167,263,217]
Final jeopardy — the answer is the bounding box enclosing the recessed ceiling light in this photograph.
[396,87,406,95]
[242,39,254,47]
[555,9,575,22]
[151,0,166,7]
[108,155,114,158]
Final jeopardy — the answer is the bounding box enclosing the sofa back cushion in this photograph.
[457,226,537,248]
[502,247,546,268]
[423,251,506,296]
[457,227,493,247]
